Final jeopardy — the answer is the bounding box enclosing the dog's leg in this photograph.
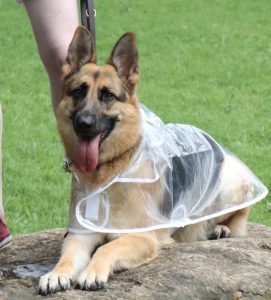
[214,207,250,239]
[172,221,214,242]
[39,233,104,295]
[210,155,253,240]
[77,232,158,290]
[211,179,252,240]
[210,224,231,239]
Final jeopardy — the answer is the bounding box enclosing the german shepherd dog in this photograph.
[39,27,251,295]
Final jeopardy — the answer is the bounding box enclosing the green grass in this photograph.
[0,0,270,235]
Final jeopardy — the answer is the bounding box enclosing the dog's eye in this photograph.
[100,87,115,103]
[70,83,88,101]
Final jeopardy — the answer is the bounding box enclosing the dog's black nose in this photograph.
[73,111,98,139]
[77,111,96,129]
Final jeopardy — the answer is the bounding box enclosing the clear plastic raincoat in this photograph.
[67,105,268,234]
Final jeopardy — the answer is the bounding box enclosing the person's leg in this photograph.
[0,105,12,250]
[22,0,80,111]
[0,105,5,222]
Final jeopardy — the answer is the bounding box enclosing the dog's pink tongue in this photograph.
[75,134,101,172]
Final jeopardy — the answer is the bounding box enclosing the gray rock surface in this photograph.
[0,223,271,299]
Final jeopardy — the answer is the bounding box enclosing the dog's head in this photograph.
[56,27,141,174]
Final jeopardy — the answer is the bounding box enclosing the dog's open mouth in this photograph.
[75,120,116,173]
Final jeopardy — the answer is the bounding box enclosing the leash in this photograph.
[80,0,96,49]
[64,1,96,174]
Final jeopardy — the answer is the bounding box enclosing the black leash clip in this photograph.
[63,159,73,173]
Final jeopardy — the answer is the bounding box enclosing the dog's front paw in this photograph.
[210,225,231,240]
[39,271,72,296]
[77,259,110,291]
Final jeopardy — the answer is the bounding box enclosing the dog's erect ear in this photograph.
[62,26,96,78]
[107,32,139,93]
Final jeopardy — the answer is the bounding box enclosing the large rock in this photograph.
[0,223,271,299]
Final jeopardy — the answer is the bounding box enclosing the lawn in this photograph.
[0,0,270,235]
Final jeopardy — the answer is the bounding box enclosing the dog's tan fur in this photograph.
[39,27,251,295]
